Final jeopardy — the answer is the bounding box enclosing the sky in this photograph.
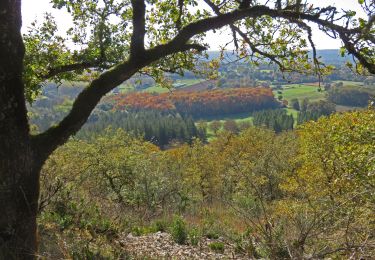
[21,0,366,50]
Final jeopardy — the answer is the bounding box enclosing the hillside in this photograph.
[38,110,375,259]
[205,49,349,65]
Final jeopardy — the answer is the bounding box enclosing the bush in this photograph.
[290,98,300,111]
[189,228,201,246]
[153,219,168,232]
[131,226,145,236]
[131,225,156,236]
[205,231,219,239]
[209,242,225,253]
[171,216,188,244]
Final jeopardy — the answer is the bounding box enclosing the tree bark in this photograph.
[0,0,40,258]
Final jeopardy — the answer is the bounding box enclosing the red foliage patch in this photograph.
[110,87,279,117]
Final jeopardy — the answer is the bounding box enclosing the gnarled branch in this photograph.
[41,61,103,80]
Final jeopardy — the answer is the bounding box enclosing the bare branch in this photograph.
[203,0,287,70]
[292,19,322,82]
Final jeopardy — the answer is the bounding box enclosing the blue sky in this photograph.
[22,0,366,50]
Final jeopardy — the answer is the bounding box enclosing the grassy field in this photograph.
[200,107,303,140]
[143,78,205,93]
[199,112,253,123]
[174,78,204,85]
[284,107,299,119]
[335,105,366,112]
[273,84,326,102]
[118,85,135,93]
[332,80,364,87]
[142,85,171,93]
[196,112,253,140]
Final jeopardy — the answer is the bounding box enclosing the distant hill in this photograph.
[315,49,349,65]
[205,49,350,66]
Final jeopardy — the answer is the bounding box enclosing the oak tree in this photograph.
[0,0,374,258]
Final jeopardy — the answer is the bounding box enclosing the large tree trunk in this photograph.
[0,0,41,258]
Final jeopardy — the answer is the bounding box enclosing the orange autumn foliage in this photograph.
[111,87,279,117]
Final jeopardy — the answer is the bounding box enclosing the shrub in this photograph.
[131,225,156,236]
[131,226,145,236]
[209,242,225,253]
[205,231,219,239]
[290,98,300,111]
[170,216,188,244]
[189,228,201,246]
[153,219,168,232]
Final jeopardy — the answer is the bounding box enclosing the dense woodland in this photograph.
[111,87,280,117]
[252,109,294,132]
[78,111,206,146]
[327,85,375,106]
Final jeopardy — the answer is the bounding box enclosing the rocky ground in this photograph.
[119,232,250,259]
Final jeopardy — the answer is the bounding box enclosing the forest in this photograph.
[1,0,375,259]
[78,110,206,146]
[111,87,280,117]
